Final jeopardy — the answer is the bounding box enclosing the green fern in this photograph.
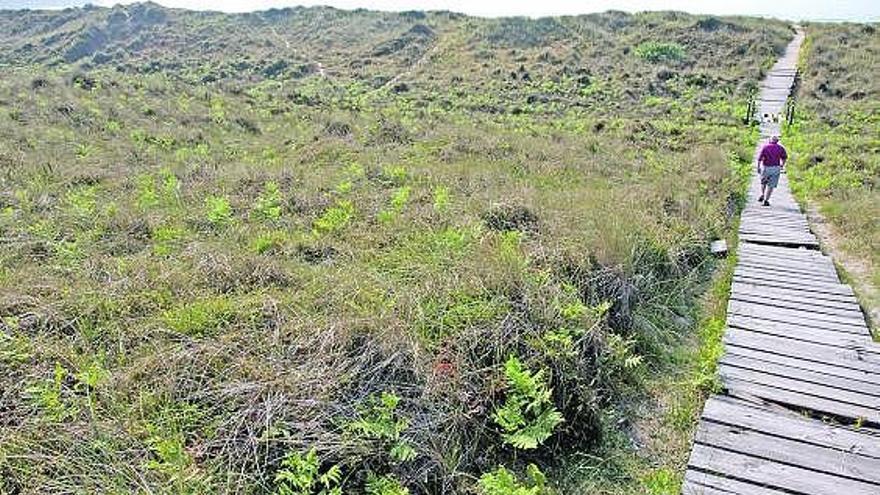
[365,473,409,495]
[492,357,563,449]
[348,391,417,462]
[255,181,283,221]
[478,464,551,495]
[274,448,342,495]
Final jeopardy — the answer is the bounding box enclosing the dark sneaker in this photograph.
[758,195,764,203]
[762,200,770,207]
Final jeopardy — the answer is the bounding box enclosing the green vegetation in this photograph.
[492,356,565,449]
[0,3,792,494]
[788,23,880,317]
[635,42,686,63]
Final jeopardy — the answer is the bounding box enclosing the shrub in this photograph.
[205,195,233,227]
[478,465,551,495]
[274,449,342,495]
[492,356,564,450]
[255,181,283,221]
[635,42,685,62]
[251,231,287,254]
[162,297,235,336]
[347,391,416,462]
[313,201,355,235]
[365,474,409,495]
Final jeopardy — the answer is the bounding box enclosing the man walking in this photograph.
[757,135,788,206]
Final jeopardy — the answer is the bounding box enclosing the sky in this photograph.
[2,0,880,21]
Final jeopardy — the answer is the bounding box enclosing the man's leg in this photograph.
[764,186,775,203]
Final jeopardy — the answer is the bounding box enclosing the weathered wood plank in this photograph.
[721,354,880,397]
[720,365,880,411]
[738,243,826,258]
[695,420,880,483]
[731,274,854,296]
[728,311,870,339]
[739,223,811,232]
[736,258,838,278]
[724,331,880,371]
[683,471,790,495]
[728,300,869,332]
[688,444,880,495]
[730,283,860,309]
[723,346,880,385]
[729,293,865,321]
[727,315,870,346]
[735,266,837,285]
[723,377,880,425]
[736,257,834,274]
[702,396,880,459]
[739,234,819,247]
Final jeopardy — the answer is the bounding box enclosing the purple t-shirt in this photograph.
[759,142,788,167]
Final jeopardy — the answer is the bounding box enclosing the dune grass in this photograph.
[786,23,880,326]
[0,5,792,494]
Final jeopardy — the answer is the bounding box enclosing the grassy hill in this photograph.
[0,4,792,494]
[787,23,880,324]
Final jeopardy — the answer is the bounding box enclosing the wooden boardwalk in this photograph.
[683,30,880,494]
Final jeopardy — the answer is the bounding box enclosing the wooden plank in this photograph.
[683,471,789,495]
[723,346,880,385]
[738,247,826,261]
[738,235,819,248]
[730,283,859,309]
[730,287,860,313]
[724,377,880,425]
[732,274,854,296]
[724,331,880,371]
[740,218,810,226]
[734,261,839,283]
[739,242,821,254]
[740,217,810,227]
[734,266,839,286]
[735,265,839,284]
[727,316,868,348]
[680,480,735,495]
[703,396,880,459]
[738,242,825,257]
[720,366,880,412]
[695,420,880,483]
[739,228,814,238]
[728,300,869,333]
[737,243,834,267]
[734,266,840,284]
[740,217,809,225]
[688,444,880,495]
[727,315,868,342]
[739,226,814,236]
[738,254,829,268]
[721,354,880,397]
[736,253,836,272]
[729,293,865,322]
[739,221,810,230]
[740,232,817,243]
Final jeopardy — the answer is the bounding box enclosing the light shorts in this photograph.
[761,166,781,188]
